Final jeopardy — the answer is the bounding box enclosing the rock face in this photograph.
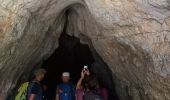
[0,0,170,100]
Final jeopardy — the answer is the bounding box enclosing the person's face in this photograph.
[62,76,70,83]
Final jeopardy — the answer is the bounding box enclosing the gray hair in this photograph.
[34,68,47,76]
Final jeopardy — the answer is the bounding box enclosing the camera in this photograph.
[83,65,88,71]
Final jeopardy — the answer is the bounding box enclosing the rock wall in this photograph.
[0,0,170,100]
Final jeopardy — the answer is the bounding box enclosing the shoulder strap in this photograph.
[26,81,38,98]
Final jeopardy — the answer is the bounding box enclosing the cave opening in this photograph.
[38,7,120,100]
[40,32,119,100]
[8,4,120,100]
[41,33,94,99]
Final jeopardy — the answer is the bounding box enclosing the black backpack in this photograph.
[83,91,104,100]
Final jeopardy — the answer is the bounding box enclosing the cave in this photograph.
[0,0,170,100]
[7,6,120,99]
[40,33,119,100]
[6,4,121,100]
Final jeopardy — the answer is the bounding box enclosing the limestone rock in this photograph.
[0,0,170,100]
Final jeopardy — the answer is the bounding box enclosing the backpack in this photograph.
[15,82,29,100]
[83,91,104,100]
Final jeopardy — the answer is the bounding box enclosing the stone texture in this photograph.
[0,0,170,100]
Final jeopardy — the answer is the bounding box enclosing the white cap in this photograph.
[62,72,70,76]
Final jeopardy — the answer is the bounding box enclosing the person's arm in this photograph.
[28,83,39,100]
[56,86,63,94]
[76,70,85,90]
[76,78,84,90]
[56,85,63,100]
[55,92,59,100]
[29,94,36,100]
[76,69,90,90]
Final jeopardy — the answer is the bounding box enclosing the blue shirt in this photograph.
[27,81,43,100]
[58,83,75,100]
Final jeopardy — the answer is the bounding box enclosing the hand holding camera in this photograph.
[81,65,90,79]
[83,65,88,71]
[83,65,90,75]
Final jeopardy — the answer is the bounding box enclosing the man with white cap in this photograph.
[56,72,75,100]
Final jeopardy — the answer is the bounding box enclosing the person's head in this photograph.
[34,68,46,81]
[62,72,70,83]
[83,75,99,91]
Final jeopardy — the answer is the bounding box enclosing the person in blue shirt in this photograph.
[56,72,75,100]
[27,68,47,100]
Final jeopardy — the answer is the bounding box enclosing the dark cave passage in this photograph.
[40,33,119,100]
[38,8,120,100]
[41,33,94,99]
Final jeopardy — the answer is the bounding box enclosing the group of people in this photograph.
[26,67,108,100]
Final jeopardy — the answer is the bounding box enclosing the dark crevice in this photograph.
[41,33,120,100]
[41,33,94,100]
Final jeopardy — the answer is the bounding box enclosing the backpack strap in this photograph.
[26,81,37,99]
